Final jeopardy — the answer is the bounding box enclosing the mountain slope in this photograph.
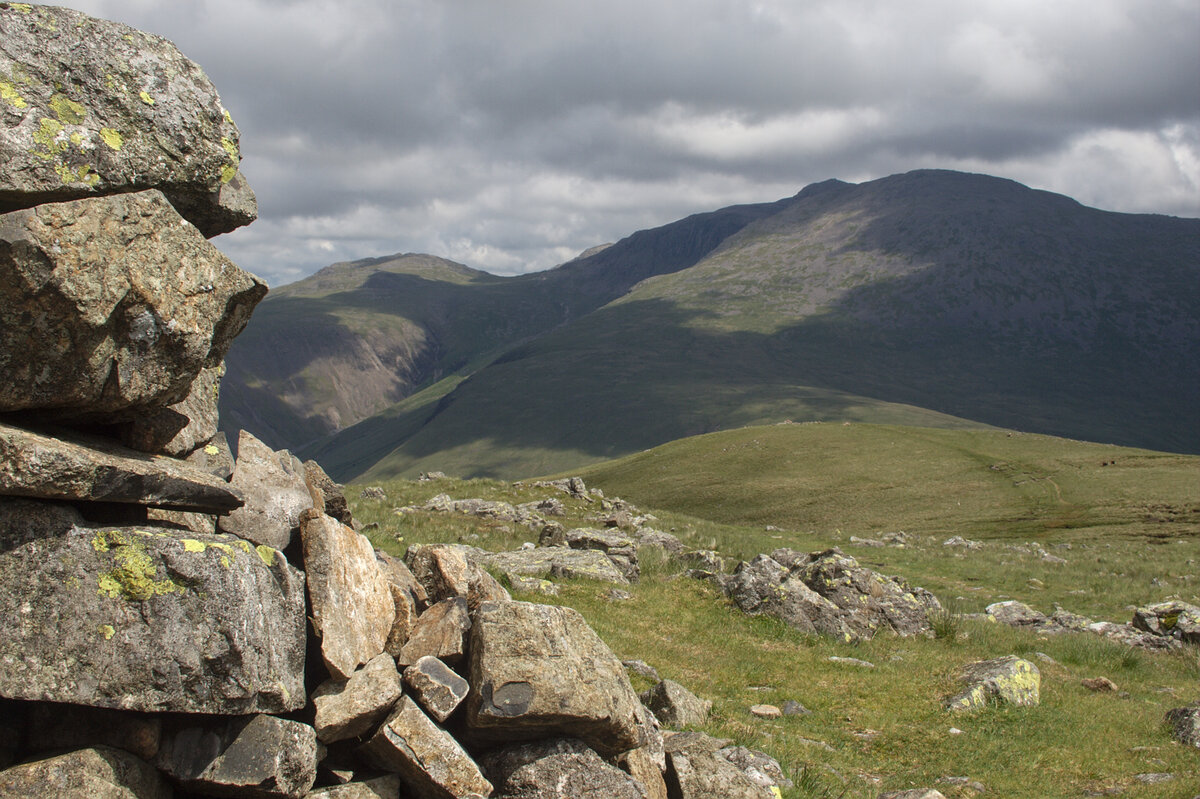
[220,199,790,450]
[335,170,1199,480]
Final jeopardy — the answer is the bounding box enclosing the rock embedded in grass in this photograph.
[945,655,1040,713]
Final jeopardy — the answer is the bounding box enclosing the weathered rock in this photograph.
[1132,600,1200,644]
[378,549,429,608]
[396,597,472,667]
[359,486,387,501]
[623,659,661,683]
[1080,677,1119,692]
[0,745,170,799]
[312,654,404,744]
[985,600,1048,627]
[663,732,775,799]
[721,746,793,790]
[404,655,471,723]
[186,431,236,479]
[0,421,242,512]
[749,704,782,719]
[218,430,312,550]
[406,543,510,612]
[302,511,395,680]
[156,714,318,798]
[539,526,639,581]
[27,703,161,761]
[466,600,644,756]
[945,656,1040,712]
[485,547,630,586]
[0,4,254,236]
[878,791,948,799]
[676,549,727,575]
[360,696,492,799]
[304,458,354,526]
[794,548,940,638]
[307,775,403,798]
[482,738,645,799]
[0,514,305,713]
[0,191,265,420]
[724,554,852,639]
[641,680,712,729]
[618,745,669,799]
[119,363,223,456]
[1165,705,1200,748]
[636,528,684,554]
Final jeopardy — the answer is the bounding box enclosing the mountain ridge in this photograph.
[219,169,1200,480]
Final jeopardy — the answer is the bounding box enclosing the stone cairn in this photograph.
[0,6,786,798]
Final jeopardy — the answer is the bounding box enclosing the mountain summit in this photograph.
[221,170,1200,480]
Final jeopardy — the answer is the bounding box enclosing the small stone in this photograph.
[829,656,876,668]
[404,655,470,723]
[1134,773,1174,784]
[622,659,661,682]
[749,704,782,719]
[781,700,810,716]
[360,486,387,501]
[641,679,712,729]
[1081,677,1119,693]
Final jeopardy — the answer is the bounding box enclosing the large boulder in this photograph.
[640,680,711,729]
[119,362,224,457]
[0,503,306,714]
[301,510,395,680]
[794,549,940,638]
[0,421,243,513]
[1132,600,1200,644]
[406,542,510,612]
[0,745,171,799]
[724,554,851,639]
[0,3,255,236]
[0,190,266,421]
[465,600,644,756]
[662,732,776,799]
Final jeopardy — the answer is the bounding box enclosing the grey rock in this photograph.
[795,548,940,638]
[304,458,354,526]
[306,775,402,799]
[404,655,470,723]
[406,542,510,612]
[0,421,242,512]
[676,549,727,574]
[1132,600,1200,644]
[0,191,264,420]
[0,746,170,799]
[985,600,1049,627]
[724,555,851,639]
[641,680,712,729]
[156,714,318,798]
[119,363,223,456]
[312,654,404,744]
[829,656,875,668]
[482,738,645,799]
[0,4,253,235]
[360,696,492,799]
[1165,705,1200,748]
[359,486,386,501]
[0,516,305,713]
[466,600,644,756]
[397,596,472,667]
[485,546,630,585]
[636,528,684,554]
[663,732,775,799]
[878,791,948,799]
[302,510,396,680]
[539,526,639,581]
[720,746,793,790]
[186,431,235,480]
[781,699,810,715]
[623,659,661,682]
[218,430,312,549]
[945,656,1040,712]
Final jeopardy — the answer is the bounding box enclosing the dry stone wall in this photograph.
[0,6,789,798]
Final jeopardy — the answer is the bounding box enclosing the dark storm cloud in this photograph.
[58,1,1200,285]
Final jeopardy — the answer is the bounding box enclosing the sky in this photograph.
[56,0,1200,287]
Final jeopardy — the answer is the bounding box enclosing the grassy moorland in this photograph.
[348,423,1199,798]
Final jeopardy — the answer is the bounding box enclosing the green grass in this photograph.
[344,424,1200,798]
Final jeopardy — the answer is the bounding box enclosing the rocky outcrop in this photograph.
[725,548,941,640]
[984,599,1196,651]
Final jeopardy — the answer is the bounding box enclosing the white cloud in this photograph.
[50,1,1200,285]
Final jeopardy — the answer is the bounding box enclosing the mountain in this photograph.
[220,170,1200,480]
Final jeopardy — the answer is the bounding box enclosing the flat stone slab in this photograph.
[0,512,306,714]
[484,547,629,585]
[0,421,243,513]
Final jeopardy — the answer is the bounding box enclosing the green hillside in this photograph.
[349,424,1200,797]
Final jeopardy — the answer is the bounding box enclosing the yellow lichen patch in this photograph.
[54,161,99,186]
[99,624,115,640]
[8,3,33,12]
[139,90,155,106]
[219,136,240,182]
[256,545,276,566]
[182,539,207,553]
[95,534,183,601]
[48,92,87,124]
[0,80,27,109]
[31,116,65,158]
[99,127,123,150]
[204,444,220,455]
[234,540,252,553]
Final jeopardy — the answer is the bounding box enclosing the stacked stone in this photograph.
[0,6,788,798]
